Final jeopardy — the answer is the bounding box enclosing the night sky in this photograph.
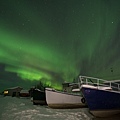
[1,0,120,91]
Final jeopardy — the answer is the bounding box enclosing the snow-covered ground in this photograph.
[0,96,93,120]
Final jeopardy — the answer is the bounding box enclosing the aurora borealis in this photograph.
[1,0,120,91]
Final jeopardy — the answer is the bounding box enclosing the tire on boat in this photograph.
[81,97,85,103]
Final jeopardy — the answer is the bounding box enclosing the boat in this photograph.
[33,88,47,105]
[79,75,120,117]
[45,82,87,109]
[19,90,30,98]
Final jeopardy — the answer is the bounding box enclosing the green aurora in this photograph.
[1,0,120,91]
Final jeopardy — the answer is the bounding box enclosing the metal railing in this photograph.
[78,75,120,91]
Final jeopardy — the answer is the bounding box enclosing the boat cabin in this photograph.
[62,82,79,93]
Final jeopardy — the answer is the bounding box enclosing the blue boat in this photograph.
[79,76,120,117]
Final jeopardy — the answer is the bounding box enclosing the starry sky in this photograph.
[1,0,120,91]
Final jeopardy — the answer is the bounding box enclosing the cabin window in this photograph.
[4,91,8,94]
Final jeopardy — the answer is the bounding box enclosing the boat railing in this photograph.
[78,75,120,91]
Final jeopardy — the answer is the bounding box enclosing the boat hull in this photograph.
[45,88,86,109]
[82,87,120,117]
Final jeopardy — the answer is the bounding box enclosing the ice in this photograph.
[0,96,93,120]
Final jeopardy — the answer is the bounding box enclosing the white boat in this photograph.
[45,87,87,109]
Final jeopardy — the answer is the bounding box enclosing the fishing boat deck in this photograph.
[78,75,120,92]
